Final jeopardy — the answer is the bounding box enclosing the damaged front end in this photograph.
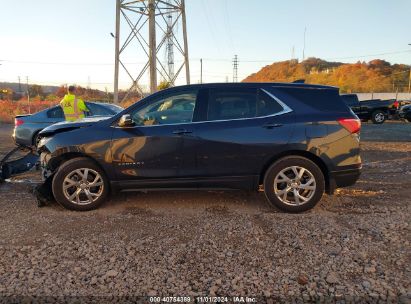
[32,138,57,206]
[0,144,50,207]
[0,146,39,181]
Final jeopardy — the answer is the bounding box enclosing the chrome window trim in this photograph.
[112,88,293,128]
[261,88,293,114]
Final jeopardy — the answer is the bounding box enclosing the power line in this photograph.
[222,0,235,52]
[2,50,410,67]
[325,50,411,61]
[200,0,222,55]
[302,27,307,61]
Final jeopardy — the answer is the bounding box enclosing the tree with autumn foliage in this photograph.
[29,85,45,99]
[243,58,410,93]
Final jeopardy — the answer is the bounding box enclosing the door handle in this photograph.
[262,123,283,129]
[172,129,193,135]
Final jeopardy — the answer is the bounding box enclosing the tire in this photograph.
[371,110,386,124]
[33,132,42,147]
[263,156,325,213]
[52,157,109,211]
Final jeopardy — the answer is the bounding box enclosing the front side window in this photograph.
[131,91,197,126]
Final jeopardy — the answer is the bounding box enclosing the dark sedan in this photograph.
[13,101,123,146]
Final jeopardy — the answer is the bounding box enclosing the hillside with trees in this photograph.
[243,58,410,93]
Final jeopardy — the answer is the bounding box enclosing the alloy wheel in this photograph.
[62,168,104,205]
[375,113,385,123]
[273,166,316,206]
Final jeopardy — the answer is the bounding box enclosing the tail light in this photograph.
[393,101,399,108]
[338,118,361,134]
[15,118,24,127]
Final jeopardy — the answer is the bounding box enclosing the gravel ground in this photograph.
[0,123,410,303]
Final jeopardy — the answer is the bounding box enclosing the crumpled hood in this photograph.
[39,116,111,136]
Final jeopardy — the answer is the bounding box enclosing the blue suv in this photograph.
[38,83,361,212]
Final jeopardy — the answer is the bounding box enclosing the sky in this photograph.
[0,0,410,91]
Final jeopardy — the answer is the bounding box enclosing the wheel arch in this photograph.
[259,150,331,193]
[31,129,44,146]
[49,152,110,187]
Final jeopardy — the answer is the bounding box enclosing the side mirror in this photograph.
[118,114,135,128]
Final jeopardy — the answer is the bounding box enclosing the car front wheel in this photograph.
[52,157,109,211]
[263,156,325,213]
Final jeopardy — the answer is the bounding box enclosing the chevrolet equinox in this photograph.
[38,83,361,212]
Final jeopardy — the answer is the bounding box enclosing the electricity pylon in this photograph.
[233,55,238,82]
[113,0,190,104]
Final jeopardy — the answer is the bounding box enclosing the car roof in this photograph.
[163,82,338,91]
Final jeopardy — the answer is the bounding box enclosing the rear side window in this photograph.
[47,106,64,119]
[279,87,348,112]
[207,88,257,121]
[257,89,284,116]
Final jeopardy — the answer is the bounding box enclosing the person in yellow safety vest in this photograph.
[60,85,89,121]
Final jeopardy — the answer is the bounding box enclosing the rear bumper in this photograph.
[13,127,34,146]
[328,165,361,194]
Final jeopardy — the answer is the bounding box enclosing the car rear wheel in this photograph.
[33,132,42,147]
[52,157,109,211]
[371,110,386,124]
[263,156,325,213]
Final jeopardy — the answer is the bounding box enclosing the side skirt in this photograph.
[110,175,259,192]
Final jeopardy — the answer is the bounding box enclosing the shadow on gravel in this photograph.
[105,190,270,215]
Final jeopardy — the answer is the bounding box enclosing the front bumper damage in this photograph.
[0,145,54,207]
[0,146,39,181]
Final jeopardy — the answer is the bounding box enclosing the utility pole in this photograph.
[113,0,190,102]
[302,27,307,61]
[233,55,239,82]
[26,76,30,114]
[18,76,22,93]
[408,68,411,94]
[200,59,203,84]
[408,44,411,94]
[113,0,121,104]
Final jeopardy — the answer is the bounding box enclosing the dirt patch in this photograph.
[0,122,410,301]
